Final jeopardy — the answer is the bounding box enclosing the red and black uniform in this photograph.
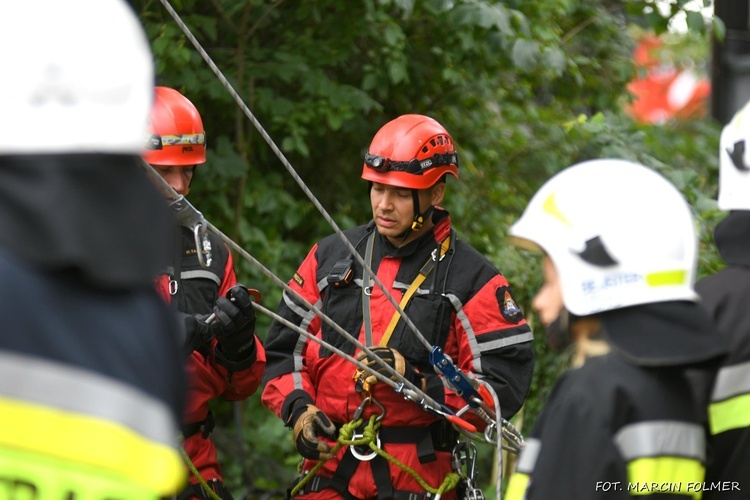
[157,228,266,497]
[262,209,534,499]
[696,210,750,499]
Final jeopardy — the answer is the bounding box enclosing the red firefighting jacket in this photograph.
[262,210,534,497]
[158,228,266,488]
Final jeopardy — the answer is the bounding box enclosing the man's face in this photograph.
[532,256,565,328]
[151,164,195,196]
[370,181,444,247]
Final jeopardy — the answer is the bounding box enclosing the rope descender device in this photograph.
[169,194,213,268]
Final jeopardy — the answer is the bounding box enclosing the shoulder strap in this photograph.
[361,230,377,346]
[379,235,451,347]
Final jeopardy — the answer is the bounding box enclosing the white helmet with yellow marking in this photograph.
[510,159,698,316]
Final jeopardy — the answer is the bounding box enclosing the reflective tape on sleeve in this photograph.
[615,421,705,499]
[709,393,750,435]
[502,439,539,500]
[625,457,704,499]
[711,360,750,402]
[708,361,750,435]
[614,421,705,462]
[504,472,531,500]
[515,438,541,474]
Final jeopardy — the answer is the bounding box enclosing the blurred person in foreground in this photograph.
[0,0,187,498]
[695,99,750,499]
[504,159,726,499]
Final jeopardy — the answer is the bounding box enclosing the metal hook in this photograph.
[194,223,213,268]
[350,395,386,461]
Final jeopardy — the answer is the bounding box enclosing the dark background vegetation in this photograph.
[130,1,723,497]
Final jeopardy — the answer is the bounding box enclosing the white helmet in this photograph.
[510,159,698,316]
[718,98,750,210]
[0,0,154,154]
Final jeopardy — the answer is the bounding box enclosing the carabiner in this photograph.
[350,395,385,461]
[194,222,213,268]
[352,394,386,423]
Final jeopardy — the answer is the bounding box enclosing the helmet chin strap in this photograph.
[394,190,434,246]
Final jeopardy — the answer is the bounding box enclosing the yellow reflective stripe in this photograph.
[504,472,530,500]
[626,456,704,499]
[542,192,572,227]
[645,270,687,287]
[709,392,750,435]
[0,396,185,495]
[0,447,157,498]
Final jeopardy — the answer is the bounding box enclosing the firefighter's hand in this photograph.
[182,314,213,356]
[291,404,338,461]
[356,346,424,389]
[212,284,256,361]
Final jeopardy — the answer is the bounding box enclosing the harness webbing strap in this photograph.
[379,235,451,347]
[362,230,376,346]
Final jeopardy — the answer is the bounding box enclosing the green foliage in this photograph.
[130,0,723,496]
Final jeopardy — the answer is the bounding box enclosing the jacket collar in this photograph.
[598,301,727,367]
[714,210,750,268]
[376,207,451,259]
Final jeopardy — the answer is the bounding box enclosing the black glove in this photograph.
[355,346,423,390]
[211,284,257,370]
[182,313,213,356]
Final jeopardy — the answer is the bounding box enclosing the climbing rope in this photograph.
[179,441,223,500]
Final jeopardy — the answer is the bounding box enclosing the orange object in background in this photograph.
[625,34,711,124]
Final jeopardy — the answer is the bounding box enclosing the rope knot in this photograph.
[338,418,363,442]
[362,415,380,443]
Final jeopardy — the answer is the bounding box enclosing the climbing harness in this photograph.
[290,395,462,500]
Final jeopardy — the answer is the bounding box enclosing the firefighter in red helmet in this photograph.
[262,114,534,499]
[145,86,266,500]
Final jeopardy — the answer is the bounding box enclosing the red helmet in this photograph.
[361,114,459,189]
[143,87,206,166]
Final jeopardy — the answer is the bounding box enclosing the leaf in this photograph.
[388,60,408,84]
[713,16,726,42]
[393,0,416,17]
[383,23,403,47]
[685,11,706,33]
[511,39,539,72]
[541,46,567,76]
